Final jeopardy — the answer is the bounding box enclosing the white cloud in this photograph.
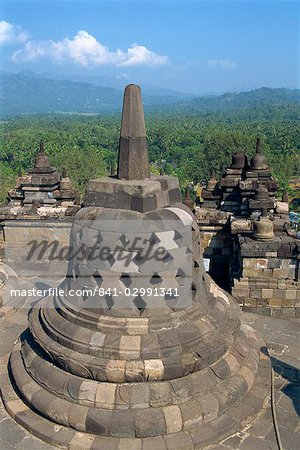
[207,59,238,70]
[12,30,168,68]
[118,44,168,67]
[0,20,30,45]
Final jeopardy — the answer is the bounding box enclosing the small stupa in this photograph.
[250,138,269,171]
[7,141,77,209]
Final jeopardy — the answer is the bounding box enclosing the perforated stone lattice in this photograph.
[66,207,194,314]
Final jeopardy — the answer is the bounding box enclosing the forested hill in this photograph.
[0,71,299,118]
[0,72,185,117]
[168,87,300,114]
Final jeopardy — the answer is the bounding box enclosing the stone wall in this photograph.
[195,208,300,317]
[1,219,72,279]
[231,235,300,317]
[195,208,232,289]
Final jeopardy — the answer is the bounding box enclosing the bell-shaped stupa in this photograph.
[250,138,269,171]
[2,85,270,449]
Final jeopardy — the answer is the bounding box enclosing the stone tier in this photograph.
[84,176,182,213]
[238,234,299,258]
[26,281,240,384]
[2,203,270,446]
[1,323,270,449]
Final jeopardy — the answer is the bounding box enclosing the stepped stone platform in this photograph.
[0,85,271,449]
[2,310,300,450]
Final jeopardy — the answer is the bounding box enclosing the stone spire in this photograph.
[117,84,150,180]
[34,140,52,170]
[256,137,262,153]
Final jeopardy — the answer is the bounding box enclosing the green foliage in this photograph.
[0,111,299,206]
[51,146,106,198]
[0,162,17,205]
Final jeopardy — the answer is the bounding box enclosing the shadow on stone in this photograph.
[261,346,300,417]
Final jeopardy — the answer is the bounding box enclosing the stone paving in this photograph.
[0,308,298,449]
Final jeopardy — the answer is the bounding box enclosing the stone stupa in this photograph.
[7,141,77,209]
[1,85,270,449]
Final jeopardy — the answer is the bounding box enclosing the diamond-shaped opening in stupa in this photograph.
[133,294,147,311]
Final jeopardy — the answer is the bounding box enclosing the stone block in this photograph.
[142,436,167,450]
[254,280,269,288]
[117,439,142,450]
[244,297,257,307]
[163,405,183,433]
[261,289,273,299]
[269,298,282,307]
[95,383,116,408]
[281,298,293,307]
[168,188,182,203]
[265,252,278,258]
[126,318,149,335]
[197,393,220,423]
[131,196,157,213]
[85,192,132,210]
[85,409,113,435]
[144,359,164,381]
[119,336,141,360]
[276,201,289,214]
[140,334,160,359]
[250,289,261,299]
[68,405,89,431]
[129,383,150,408]
[106,360,126,383]
[155,190,170,209]
[267,259,281,269]
[164,431,194,449]
[78,381,98,404]
[288,268,296,279]
[286,290,297,300]
[69,432,95,449]
[180,399,203,429]
[274,290,286,299]
[281,308,295,318]
[135,408,166,438]
[149,383,172,407]
[125,361,144,382]
[110,410,135,438]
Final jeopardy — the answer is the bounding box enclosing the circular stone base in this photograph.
[1,329,270,449]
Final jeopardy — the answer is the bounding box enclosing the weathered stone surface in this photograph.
[118,85,150,180]
[135,408,166,438]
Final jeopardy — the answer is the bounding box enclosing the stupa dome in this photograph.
[250,138,269,170]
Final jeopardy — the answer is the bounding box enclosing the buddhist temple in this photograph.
[1,85,270,449]
[4,141,78,214]
[195,139,299,318]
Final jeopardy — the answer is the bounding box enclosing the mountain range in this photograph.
[0,71,299,118]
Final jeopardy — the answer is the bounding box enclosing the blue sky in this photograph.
[0,0,299,94]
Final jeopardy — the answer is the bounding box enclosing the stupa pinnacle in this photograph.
[118,84,150,180]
